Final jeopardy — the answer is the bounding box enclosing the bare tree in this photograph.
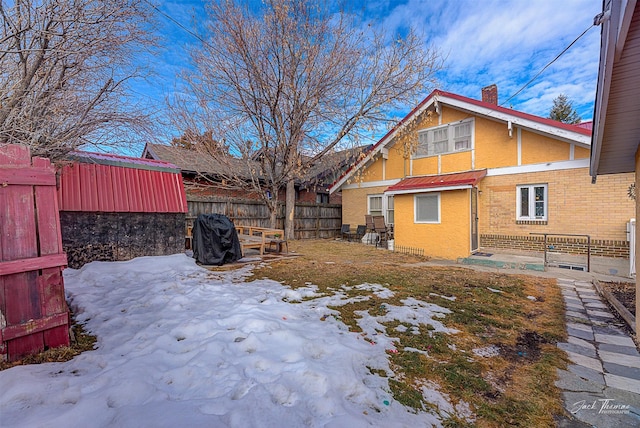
[0,0,156,161]
[175,0,443,238]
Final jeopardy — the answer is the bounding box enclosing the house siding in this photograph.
[479,169,634,243]
[521,131,572,164]
[475,117,517,169]
[394,189,471,259]
[341,185,389,228]
[336,95,634,260]
[385,145,407,179]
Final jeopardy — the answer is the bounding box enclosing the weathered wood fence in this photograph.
[187,197,342,239]
[0,145,69,361]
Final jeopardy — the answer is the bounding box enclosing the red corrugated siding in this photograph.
[58,162,187,213]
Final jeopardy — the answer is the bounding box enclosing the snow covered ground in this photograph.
[0,254,467,427]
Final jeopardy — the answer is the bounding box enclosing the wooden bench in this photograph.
[235,226,285,256]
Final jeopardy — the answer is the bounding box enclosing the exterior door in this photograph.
[470,187,479,252]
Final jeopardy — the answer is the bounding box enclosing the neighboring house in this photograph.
[590,0,640,328]
[143,142,366,205]
[331,86,635,260]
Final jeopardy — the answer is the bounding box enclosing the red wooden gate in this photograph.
[0,145,69,361]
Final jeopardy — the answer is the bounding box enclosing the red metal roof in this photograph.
[58,152,188,213]
[435,91,592,136]
[575,121,593,130]
[385,170,487,194]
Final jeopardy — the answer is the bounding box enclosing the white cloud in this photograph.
[374,0,602,119]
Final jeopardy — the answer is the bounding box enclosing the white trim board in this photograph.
[486,158,589,177]
[386,184,471,195]
[340,179,401,190]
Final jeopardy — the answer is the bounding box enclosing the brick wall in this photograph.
[481,234,629,258]
[479,169,635,242]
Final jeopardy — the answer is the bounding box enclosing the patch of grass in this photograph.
[0,317,96,371]
[250,239,568,426]
[389,378,425,411]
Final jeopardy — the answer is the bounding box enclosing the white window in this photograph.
[368,194,394,225]
[416,119,474,158]
[415,193,440,223]
[368,195,383,217]
[453,121,471,150]
[517,184,547,220]
[386,195,394,225]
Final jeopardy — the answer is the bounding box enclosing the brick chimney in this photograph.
[481,84,498,105]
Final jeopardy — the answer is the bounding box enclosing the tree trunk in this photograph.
[285,179,296,240]
[269,204,278,229]
[268,187,279,229]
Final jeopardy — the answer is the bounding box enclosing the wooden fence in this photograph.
[187,197,342,239]
[0,145,69,361]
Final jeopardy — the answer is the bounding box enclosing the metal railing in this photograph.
[530,233,591,272]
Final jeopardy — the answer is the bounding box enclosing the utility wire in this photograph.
[501,23,595,107]
[143,0,208,45]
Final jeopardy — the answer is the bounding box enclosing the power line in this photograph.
[143,0,208,45]
[501,23,595,107]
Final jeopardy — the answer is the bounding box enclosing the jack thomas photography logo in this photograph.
[571,398,631,415]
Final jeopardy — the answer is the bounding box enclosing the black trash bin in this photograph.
[192,214,242,265]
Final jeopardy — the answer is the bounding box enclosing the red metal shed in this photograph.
[57,151,188,268]
[58,151,187,213]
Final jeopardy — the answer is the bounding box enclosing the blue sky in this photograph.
[138,0,602,145]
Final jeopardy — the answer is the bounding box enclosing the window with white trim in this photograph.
[415,193,440,223]
[415,119,474,157]
[517,184,547,220]
[368,194,383,217]
[368,194,394,225]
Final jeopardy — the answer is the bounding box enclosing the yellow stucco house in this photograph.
[331,87,635,261]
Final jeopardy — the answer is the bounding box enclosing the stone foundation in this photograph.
[60,212,185,268]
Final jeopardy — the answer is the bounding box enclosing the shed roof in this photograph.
[384,170,487,195]
[69,151,180,173]
[58,151,187,213]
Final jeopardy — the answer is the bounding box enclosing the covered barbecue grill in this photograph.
[192,214,242,265]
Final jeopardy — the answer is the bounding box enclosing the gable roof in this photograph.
[143,142,368,190]
[590,0,640,178]
[143,142,251,176]
[330,89,591,193]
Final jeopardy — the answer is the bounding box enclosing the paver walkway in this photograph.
[555,278,640,427]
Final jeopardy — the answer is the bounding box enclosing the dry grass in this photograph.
[249,239,568,427]
[0,318,96,371]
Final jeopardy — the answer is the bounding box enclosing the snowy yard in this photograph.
[0,254,468,427]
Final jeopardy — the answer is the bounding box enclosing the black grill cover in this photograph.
[192,214,242,265]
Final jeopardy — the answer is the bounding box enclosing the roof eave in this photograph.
[385,184,472,195]
[591,0,623,178]
[329,92,439,193]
